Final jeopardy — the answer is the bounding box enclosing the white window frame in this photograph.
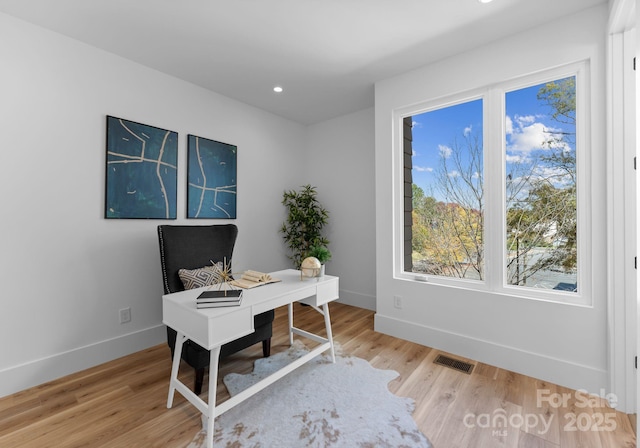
[393,61,592,306]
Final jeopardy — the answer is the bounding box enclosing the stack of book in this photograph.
[196,288,243,309]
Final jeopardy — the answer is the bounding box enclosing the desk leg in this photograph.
[288,303,294,346]
[204,345,221,448]
[167,332,187,408]
[322,304,336,363]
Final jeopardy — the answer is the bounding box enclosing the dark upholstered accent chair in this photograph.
[157,224,274,395]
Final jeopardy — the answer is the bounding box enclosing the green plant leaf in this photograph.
[279,184,330,269]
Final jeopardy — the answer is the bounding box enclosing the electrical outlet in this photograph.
[119,307,131,324]
[393,296,402,309]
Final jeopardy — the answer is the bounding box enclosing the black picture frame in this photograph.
[187,134,237,219]
[105,116,178,219]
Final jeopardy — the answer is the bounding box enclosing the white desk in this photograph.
[162,269,339,448]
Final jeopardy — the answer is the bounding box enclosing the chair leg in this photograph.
[262,338,271,357]
[194,367,205,395]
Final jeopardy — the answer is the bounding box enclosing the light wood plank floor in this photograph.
[0,303,635,447]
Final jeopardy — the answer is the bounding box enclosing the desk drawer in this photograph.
[207,306,254,347]
[299,277,339,306]
[317,278,339,304]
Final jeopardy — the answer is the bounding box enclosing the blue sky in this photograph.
[410,77,576,202]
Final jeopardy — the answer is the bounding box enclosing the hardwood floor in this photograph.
[0,302,635,447]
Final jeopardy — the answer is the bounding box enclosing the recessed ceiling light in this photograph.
[273,86,283,93]
[478,0,493,3]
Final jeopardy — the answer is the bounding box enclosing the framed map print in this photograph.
[105,116,178,219]
[187,134,237,219]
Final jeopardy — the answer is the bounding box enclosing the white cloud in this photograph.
[506,114,571,154]
[448,170,460,178]
[506,153,528,164]
[439,144,452,158]
[413,166,433,173]
[515,114,536,124]
[510,122,548,152]
[505,115,513,135]
[464,125,472,136]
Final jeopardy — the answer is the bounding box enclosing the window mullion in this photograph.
[481,88,505,291]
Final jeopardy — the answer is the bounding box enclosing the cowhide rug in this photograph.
[187,341,433,447]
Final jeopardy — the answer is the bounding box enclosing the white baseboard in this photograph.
[374,313,608,397]
[337,288,376,311]
[0,325,166,398]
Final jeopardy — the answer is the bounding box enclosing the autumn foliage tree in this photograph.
[412,133,484,280]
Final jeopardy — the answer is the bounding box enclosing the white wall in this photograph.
[306,108,376,310]
[0,12,307,397]
[375,5,610,395]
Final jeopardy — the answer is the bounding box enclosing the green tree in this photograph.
[537,78,576,129]
[506,77,577,287]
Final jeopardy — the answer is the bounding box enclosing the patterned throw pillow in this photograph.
[178,261,224,290]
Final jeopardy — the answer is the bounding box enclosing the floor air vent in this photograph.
[434,354,475,374]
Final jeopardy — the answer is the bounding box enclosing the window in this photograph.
[399,63,588,304]
[505,78,577,292]
[405,99,484,281]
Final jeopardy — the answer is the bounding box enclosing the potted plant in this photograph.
[280,185,330,269]
[308,244,331,277]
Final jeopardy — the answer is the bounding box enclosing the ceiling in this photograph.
[0,0,606,125]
